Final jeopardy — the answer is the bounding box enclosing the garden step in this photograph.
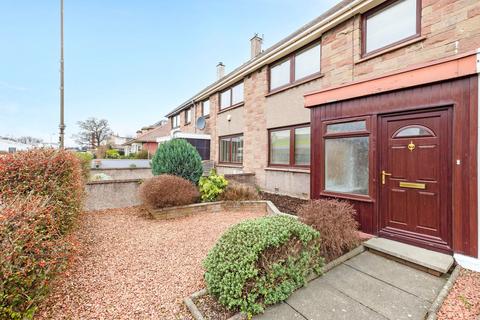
[364,238,454,275]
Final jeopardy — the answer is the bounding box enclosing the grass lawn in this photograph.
[35,207,264,320]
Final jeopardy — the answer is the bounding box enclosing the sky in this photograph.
[0,0,339,147]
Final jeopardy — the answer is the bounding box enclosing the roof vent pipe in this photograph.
[250,33,263,59]
[216,62,225,80]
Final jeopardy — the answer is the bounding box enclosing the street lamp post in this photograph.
[59,0,65,149]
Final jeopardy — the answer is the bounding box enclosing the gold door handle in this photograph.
[381,170,392,185]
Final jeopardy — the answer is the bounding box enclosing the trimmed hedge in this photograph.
[0,149,85,319]
[204,215,324,316]
[0,149,84,233]
[139,174,199,209]
[151,139,203,184]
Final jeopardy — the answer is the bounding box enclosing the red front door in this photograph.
[379,109,452,253]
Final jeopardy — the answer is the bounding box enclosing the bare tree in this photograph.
[74,117,112,148]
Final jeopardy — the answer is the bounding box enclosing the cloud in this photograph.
[0,81,28,91]
[0,103,19,114]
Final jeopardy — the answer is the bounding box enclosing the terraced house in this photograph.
[165,0,480,267]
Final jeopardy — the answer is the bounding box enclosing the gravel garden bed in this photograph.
[437,268,480,320]
[35,207,264,320]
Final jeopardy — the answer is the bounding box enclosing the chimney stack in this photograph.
[250,34,263,59]
[216,62,225,80]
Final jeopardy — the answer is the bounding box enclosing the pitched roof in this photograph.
[124,124,170,144]
[165,0,356,117]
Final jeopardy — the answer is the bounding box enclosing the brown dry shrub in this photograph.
[219,182,260,201]
[298,199,360,261]
[139,174,199,209]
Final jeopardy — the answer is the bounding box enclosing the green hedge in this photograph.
[204,215,324,316]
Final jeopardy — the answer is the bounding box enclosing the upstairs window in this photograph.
[185,108,192,124]
[202,99,210,116]
[363,0,420,55]
[269,42,321,92]
[220,82,244,110]
[171,114,180,129]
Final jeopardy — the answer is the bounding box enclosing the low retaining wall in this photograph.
[85,179,142,211]
[148,200,290,220]
[90,168,153,181]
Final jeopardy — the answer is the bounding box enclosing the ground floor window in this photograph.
[323,118,370,197]
[219,134,243,164]
[269,124,310,167]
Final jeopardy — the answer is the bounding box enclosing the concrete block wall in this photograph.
[84,179,142,211]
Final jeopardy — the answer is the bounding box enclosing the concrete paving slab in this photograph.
[364,238,454,274]
[345,251,446,302]
[254,302,304,320]
[286,278,387,320]
[323,264,431,320]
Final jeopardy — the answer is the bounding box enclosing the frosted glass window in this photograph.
[202,100,210,116]
[220,90,231,110]
[326,120,366,133]
[394,125,434,137]
[295,45,321,80]
[270,59,291,90]
[270,130,290,165]
[365,0,418,54]
[325,137,369,195]
[232,82,244,105]
[295,127,310,165]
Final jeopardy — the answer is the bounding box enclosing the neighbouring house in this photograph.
[164,0,480,267]
[104,134,132,155]
[124,120,170,157]
[0,138,32,153]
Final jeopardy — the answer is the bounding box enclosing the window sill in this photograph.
[356,36,426,64]
[265,167,310,174]
[218,102,244,115]
[217,163,243,168]
[266,73,324,97]
[320,191,374,203]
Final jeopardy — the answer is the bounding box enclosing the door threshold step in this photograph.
[364,238,454,275]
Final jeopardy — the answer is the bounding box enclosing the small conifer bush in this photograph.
[203,215,324,316]
[151,139,203,184]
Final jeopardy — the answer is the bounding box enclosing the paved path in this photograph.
[255,251,447,320]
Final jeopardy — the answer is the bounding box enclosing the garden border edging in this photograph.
[184,244,366,320]
[148,200,296,220]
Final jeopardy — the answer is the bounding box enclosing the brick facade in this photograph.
[167,0,480,198]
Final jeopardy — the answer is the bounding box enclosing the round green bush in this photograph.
[203,215,324,316]
[151,139,203,184]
